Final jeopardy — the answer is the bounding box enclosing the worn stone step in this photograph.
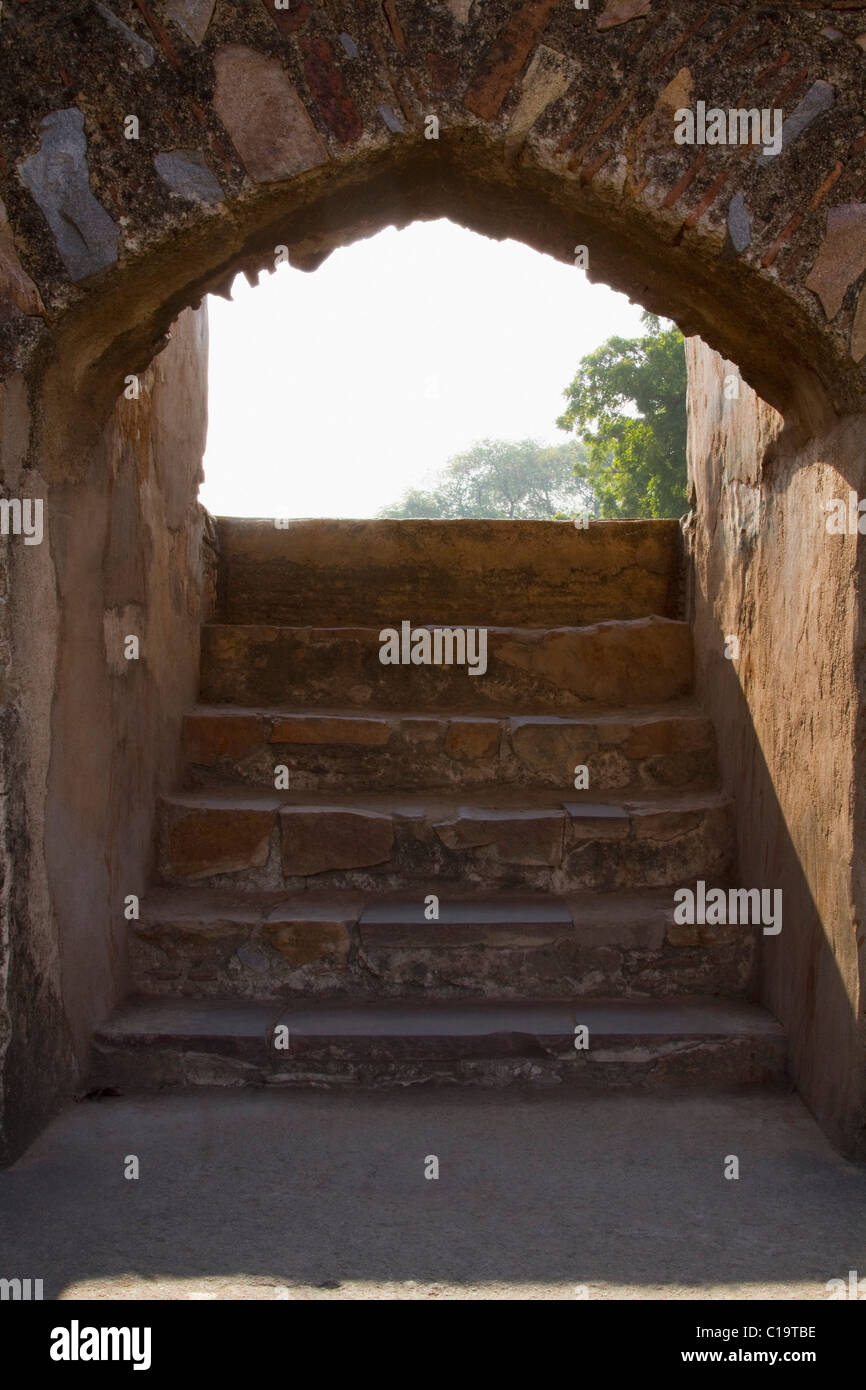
[215,518,681,626]
[156,787,734,894]
[129,887,755,1002]
[88,995,787,1092]
[182,703,717,793]
[199,617,694,711]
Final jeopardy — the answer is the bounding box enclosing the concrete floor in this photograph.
[1,1085,864,1300]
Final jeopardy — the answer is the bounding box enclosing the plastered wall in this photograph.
[685,336,866,1155]
[0,305,212,1163]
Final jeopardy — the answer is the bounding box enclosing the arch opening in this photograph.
[200,216,665,521]
[44,139,844,456]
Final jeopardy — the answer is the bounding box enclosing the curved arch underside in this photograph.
[0,0,864,434]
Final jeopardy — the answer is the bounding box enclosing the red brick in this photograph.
[569,92,633,168]
[382,0,407,52]
[683,146,748,231]
[629,12,665,51]
[651,6,713,73]
[756,50,791,87]
[262,0,312,35]
[427,52,459,94]
[662,153,707,209]
[809,161,844,211]
[780,240,811,282]
[704,13,749,60]
[464,0,559,121]
[555,87,609,156]
[734,29,774,64]
[771,68,810,108]
[761,215,803,269]
[579,146,615,185]
[300,37,363,145]
[131,0,181,68]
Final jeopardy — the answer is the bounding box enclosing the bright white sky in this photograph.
[201,218,648,519]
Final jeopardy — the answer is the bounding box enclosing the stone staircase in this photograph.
[90,519,787,1091]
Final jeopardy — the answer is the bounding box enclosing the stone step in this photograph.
[129,887,755,1001]
[199,617,694,711]
[214,517,681,626]
[156,787,734,894]
[88,995,787,1091]
[182,703,718,793]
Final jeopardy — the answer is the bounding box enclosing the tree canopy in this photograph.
[378,438,594,520]
[556,312,688,519]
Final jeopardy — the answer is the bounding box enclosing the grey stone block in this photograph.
[18,109,119,282]
[154,151,225,204]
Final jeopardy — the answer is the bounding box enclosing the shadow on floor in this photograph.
[1,1085,864,1299]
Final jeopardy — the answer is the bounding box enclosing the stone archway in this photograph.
[2,0,865,435]
[1,0,865,1161]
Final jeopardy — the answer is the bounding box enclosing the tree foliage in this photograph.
[379,438,594,519]
[556,312,688,519]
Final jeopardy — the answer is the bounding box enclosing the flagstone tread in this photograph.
[186,702,708,722]
[154,790,734,886]
[129,881,754,1003]
[96,995,784,1043]
[199,617,695,711]
[203,621,686,635]
[89,993,786,1089]
[158,786,730,814]
[181,702,718,793]
[137,885,680,930]
[215,517,682,626]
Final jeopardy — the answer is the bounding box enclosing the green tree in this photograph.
[556,312,687,519]
[378,438,595,519]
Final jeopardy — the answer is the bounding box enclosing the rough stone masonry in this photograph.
[0,1,863,1168]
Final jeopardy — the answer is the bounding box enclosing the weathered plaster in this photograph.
[685,338,866,1155]
[0,307,210,1162]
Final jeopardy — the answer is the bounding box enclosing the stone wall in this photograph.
[0,305,211,1163]
[685,336,866,1156]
